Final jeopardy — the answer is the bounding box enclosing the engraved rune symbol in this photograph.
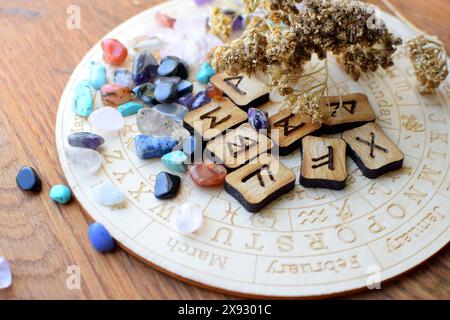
[356,132,388,158]
[227,135,258,158]
[312,146,335,170]
[224,76,247,95]
[329,100,357,117]
[242,165,276,187]
[200,106,231,129]
[273,114,305,136]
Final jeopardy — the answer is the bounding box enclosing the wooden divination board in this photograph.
[56,0,450,298]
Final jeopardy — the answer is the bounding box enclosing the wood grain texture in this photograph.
[0,0,448,299]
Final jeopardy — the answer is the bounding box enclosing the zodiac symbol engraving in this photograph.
[242,165,276,187]
[200,106,231,129]
[223,76,246,95]
[312,146,335,170]
[356,132,388,158]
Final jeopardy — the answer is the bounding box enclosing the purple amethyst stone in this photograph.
[177,93,195,109]
[68,132,105,150]
[191,91,211,110]
[132,51,159,85]
[248,108,269,131]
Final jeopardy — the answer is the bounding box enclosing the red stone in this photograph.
[205,82,223,100]
[189,164,227,187]
[101,84,132,107]
[101,39,128,66]
[155,12,176,28]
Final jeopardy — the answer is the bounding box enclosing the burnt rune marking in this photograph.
[312,146,335,170]
[356,132,389,158]
[273,114,306,136]
[242,165,276,187]
[200,106,232,129]
[227,135,258,158]
[329,100,357,117]
[224,76,247,95]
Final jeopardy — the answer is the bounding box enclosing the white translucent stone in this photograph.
[92,182,125,206]
[0,257,12,289]
[174,203,203,233]
[133,37,162,52]
[89,107,125,131]
[65,147,103,174]
[137,108,189,140]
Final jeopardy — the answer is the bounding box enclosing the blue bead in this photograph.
[196,62,215,84]
[88,223,115,253]
[118,101,144,116]
[135,135,178,159]
[89,62,107,90]
[49,185,72,204]
[73,80,93,117]
[16,166,42,192]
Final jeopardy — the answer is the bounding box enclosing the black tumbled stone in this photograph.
[16,166,42,193]
[154,171,181,199]
[154,82,178,104]
[158,56,189,79]
[176,80,193,96]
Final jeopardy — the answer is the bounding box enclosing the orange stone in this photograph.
[205,83,223,100]
[101,84,133,107]
[189,164,227,187]
[101,39,128,66]
[155,12,176,28]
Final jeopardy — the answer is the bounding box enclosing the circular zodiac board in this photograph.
[56,0,450,298]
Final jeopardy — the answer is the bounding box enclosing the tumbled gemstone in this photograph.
[114,68,135,88]
[155,82,177,103]
[132,50,159,85]
[154,76,181,85]
[155,12,176,28]
[118,101,144,117]
[133,38,162,52]
[90,62,107,90]
[176,80,194,96]
[177,93,195,109]
[137,107,186,138]
[153,103,188,123]
[158,56,189,79]
[101,39,128,66]
[232,15,244,31]
[89,107,125,131]
[192,91,211,109]
[193,0,213,6]
[135,135,177,159]
[161,151,188,173]
[101,84,132,107]
[65,147,103,174]
[189,164,227,187]
[154,171,181,199]
[205,82,222,100]
[88,222,115,253]
[196,62,215,84]
[16,166,42,192]
[132,83,155,104]
[248,108,269,130]
[0,257,12,289]
[49,184,72,205]
[73,80,93,117]
[92,182,125,206]
[174,203,203,233]
[68,132,105,150]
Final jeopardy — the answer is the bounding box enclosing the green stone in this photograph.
[73,80,93,117]
[49,185,72,204]
[161,151,188,173]
[118,101,144,116]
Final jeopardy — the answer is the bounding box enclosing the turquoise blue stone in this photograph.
[135,135,177,159]
[118,101,144,116]
[89,62,107,90]
[73,80,93,117]
[196,62,215,84]
[161,151,188,173]
[49,184,72,204]
[88,222,115,253]
[153,103,189,123]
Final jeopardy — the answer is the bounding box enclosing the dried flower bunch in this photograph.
[210,0,402,121]
[408,35,449,94]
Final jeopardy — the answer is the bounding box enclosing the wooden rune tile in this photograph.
[205,123,273,171]
[210,73,270,110]
[300,136,347,190]
[319,93,376,133]
[224,153,296,213]
[268,109,322,156]
[342,122,404,179]
[183,97,248,143]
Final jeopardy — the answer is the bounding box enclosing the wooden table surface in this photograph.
[0,0,448,300]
